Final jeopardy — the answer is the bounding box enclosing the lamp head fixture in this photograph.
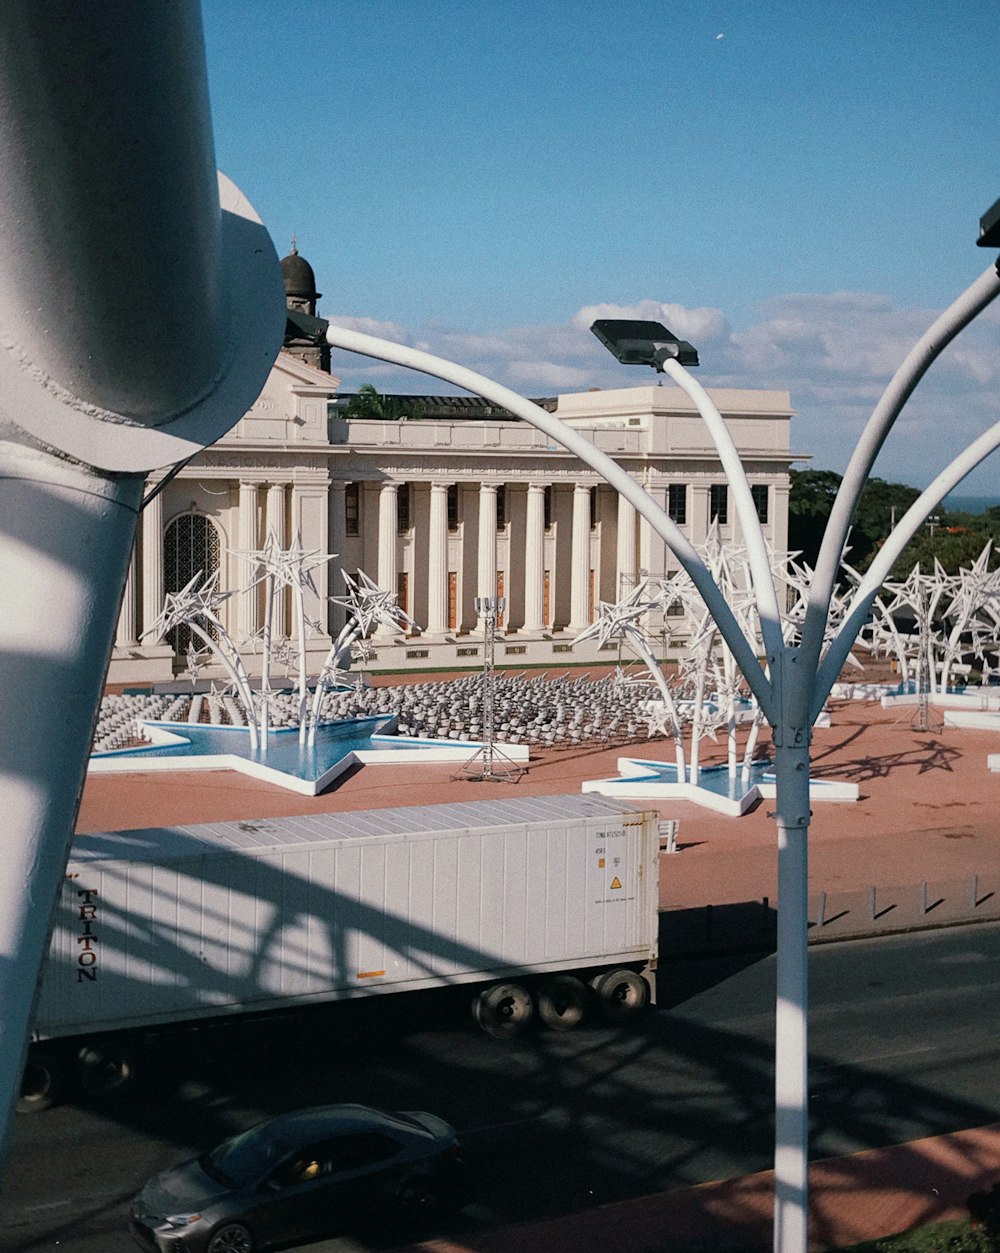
[978,195,1000,248]
[590,319,699,369]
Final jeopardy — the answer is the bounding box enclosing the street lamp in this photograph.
[589,249,1000,1250]
[591,317,816,1253]
[590,318,699,367]
[297,214,1000,1249]
[978,195,1000,248]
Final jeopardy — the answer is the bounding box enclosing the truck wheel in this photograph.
[536,975,589,1031]
[18,1048,68,1113]
[591,969,649,1023]
[472,982,533,1038]
[77,1039,138,1099]
[207,1222,254,1253]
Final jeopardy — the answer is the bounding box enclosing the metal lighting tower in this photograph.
[457,597,524,782]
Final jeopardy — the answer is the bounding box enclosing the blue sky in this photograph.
[202,2,999,496]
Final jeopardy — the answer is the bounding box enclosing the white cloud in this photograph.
[326,291,1000,493]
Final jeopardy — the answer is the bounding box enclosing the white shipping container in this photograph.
[35,795,659,1040]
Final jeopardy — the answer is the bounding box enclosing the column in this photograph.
[329,481,347,637]
[237,480,260,642]
[616,492,637,601]
[638,483,668,583]
[569,483,591,630]
[115,538,138,647]
[772,481,790,555]
[376,482,398,636]
[141,489,164,641]
[477,481,498,616]
[426,481,449,635]
[265,482,287,636]
[690,484,711,547]
[523,483,546,633]
[291,481,331,643]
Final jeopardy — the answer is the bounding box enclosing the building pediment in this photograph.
[219,349,340,445]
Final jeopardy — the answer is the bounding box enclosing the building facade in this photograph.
[108,255,800,682]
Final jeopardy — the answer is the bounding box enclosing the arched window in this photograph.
[163,512,222,655]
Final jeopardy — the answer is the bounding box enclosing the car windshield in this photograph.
[203,1125,288,1188]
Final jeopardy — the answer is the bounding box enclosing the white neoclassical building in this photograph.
[108,252,800,683]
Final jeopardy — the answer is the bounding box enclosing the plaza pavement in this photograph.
[78,688,1000,1251]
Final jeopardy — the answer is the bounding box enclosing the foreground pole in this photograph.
[771,654,813,1253]
[0,2,282,1180]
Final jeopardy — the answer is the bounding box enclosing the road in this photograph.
[4,922,1000,1253]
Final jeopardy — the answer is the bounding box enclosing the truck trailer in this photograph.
[21,794,659,1110]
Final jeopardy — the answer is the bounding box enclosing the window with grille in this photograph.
[667,484,687,525]
[345,482,360,536]
[710,483,729,525]
[163,512,221,654]
[751,483,769,523]
[397,483,411,533]
[543,486,553,530]
[447,484,459,532]
[496,485,506,530]
[590,486,598,530]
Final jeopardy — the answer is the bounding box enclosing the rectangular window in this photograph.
[590,486,598,530]
[496,570,505,627]
[345,482,360,536]
[543,486,553,530]
[710,483,729,525]
[448,571,458,629]
[751,483,769,524]
[667,484,687,525]
[396,572,409,620]
[447,484,459,532]
[396,483,411,533]
[496,485,506,530]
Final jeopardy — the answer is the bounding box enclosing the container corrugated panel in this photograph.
[38,795,658,1037]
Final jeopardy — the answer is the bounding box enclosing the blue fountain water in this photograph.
[620,757,772,802]
[94,715,415,784]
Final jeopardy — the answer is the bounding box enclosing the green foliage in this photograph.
[788,469,921,569]
[788,469,998,576]
[835,1216,996,1250]
[340,384,424,422]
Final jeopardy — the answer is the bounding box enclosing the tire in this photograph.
[472,981,533,1039]
[536,975,589,1031]
[18,1048,68,1113]
[397,1176,439,1222]
[77,1039,138,1099]
[207,1222,254,1253]
[591,969,649,1023]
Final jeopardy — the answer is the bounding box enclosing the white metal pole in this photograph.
[0,3,283,1177]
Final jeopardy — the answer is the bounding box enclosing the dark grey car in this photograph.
[128,1103,462,1253]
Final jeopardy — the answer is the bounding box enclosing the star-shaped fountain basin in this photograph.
[89,717,528,796]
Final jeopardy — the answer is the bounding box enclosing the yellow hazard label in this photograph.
[358,970,385,979]
[610,877,622,890]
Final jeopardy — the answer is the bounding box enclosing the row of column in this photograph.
[115,479,328,648]
[371,479,616,638]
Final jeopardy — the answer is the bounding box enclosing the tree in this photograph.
[788,469,842,567]
[340,384,423,422]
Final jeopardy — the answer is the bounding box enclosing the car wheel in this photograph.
[207,1221,254,1253]
[536,975,589,1031]
[397,1177,439,1229]
[591,969,649,1022]
[472,981,533,1039]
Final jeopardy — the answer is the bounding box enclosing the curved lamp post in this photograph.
[587,238,1000,1253]
[305,214,997,1249]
